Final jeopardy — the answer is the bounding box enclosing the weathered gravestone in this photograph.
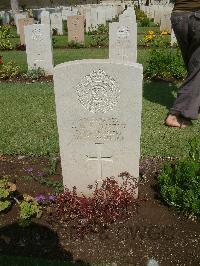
[109,9,137,63]
[15,13,27,35]
[160,8,172,33]
[171,28,177,46]
[2,12,10,25]
[97,6,106,26]
[24,24,54,75]
[67,15,85,43]
[86,6,98,32]
[18,18,34,45]
[62,8,77,21]
[154,7,162,25]
[54,60,143,196]
[11,0,20,15]
[41,10,50,26]
[50,12,63,35]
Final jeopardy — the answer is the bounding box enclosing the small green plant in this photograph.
[52,28,58,36]
[23,67,45,80]
[67,40,84,49]
[19,194,42,226]
[52,36,57,48]
[145,48,187,80]
[87,24,109,48]
[135,7,147,21]
[157,138,200,217]
[0,178,15,212]
[135,7,155,27]
[140,30,170,48]
[44,157,58,176]
[63,21,68,34]
[39,178,64,194]
[0,177,42,226]
[0,60,21,79]
[0,25,13,50]
[139,17,151,27]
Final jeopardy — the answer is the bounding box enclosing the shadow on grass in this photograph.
[143,80,178,110]
[0,222,89,266]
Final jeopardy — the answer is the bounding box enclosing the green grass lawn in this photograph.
[1,47,152,74]
[0,81,199,158]
[1,48,109,73]
[0,25,199,158]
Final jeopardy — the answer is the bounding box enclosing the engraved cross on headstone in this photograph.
[87,143,113,179]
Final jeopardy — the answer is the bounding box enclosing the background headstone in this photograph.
[2,11,10,25]
[15,13,27,35]
[50,12,63,35]
[109,9,137,63]
[41,10,50,27]
[171,28,177,46]
[67,15,85,43]
[19,18,34,45]
[24,24,54,75]
[11,0,20,15]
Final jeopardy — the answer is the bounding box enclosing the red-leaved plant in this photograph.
[55,172,138,236]
[0,56,3,65]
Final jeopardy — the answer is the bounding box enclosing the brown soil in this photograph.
[0,75,53,84]
[0,156,199,266]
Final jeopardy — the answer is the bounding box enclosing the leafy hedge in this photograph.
[157,138,200,217]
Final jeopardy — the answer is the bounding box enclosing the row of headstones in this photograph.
[23,5,138,75]
[40,3,125,34]
[1,3,125,33]
[140,4,177,45]
[140,4,173,32]
[53,6,142,196]
[11,3,126,46]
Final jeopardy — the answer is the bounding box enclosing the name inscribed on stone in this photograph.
[75,69,120,113]
[72,118,126,142]
[31,28,44,41]
[117,26,130,39]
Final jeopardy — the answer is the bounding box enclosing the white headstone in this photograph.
[62,7,78,21]
[97,6,106,26]
[24,24,54,75]
[41,10,50,26]
[15,13,27,34]
[11,0,19,15]
[86,7,98,32]
[171,28,177,46]
[160,7,172,32]
[50,12,63,35]
[53,60,143,196]
[2,12,10,25]
[109,9,137,63]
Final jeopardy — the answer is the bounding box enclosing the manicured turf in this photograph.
[0,82,58,156]
[1,48,109,73]
[1,47,152,74]
[0,81,199,158]
[0,25,199,158]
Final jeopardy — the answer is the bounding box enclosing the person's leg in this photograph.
[166,11,200,127]
[171,12,189,67]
